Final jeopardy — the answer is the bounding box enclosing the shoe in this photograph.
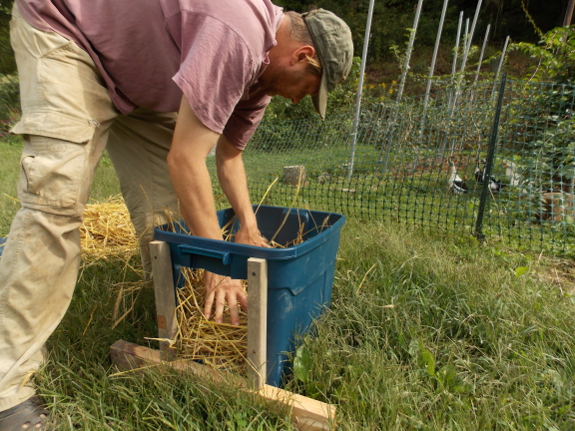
[0,396,49,430]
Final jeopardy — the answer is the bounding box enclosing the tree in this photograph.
[0,0,16,75]
[274,0,570,64]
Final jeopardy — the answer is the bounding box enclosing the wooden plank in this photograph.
[110,339,232,383]
[257,385,335,430]
[247,257,268,390]
[110,339,160,370]
[150,240,178,361]
[110,340,336,430]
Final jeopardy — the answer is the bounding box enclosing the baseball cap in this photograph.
[302,9,354,119]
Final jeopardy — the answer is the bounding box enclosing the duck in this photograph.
[487,177,504,192]
[448,159,468,194]
[473,160,485,183]
[474,159,505,192]
[503,160,522,187]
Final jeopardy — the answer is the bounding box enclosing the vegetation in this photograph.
[0,73,18,138]
[512,25,575,84]
[0,0,15,75]
[288,220,575,430]
[2,137,575,430]
[275,0,570,64]
[1,1,574,429]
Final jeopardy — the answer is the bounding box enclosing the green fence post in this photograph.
[474,73,507,241]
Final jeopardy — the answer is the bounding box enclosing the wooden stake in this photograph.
[110,340,336,430]
[247,258,268,390]
[150,240,177,361]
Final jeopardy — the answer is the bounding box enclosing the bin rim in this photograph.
[153,206,345,261]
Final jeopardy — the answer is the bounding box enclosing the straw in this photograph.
[78,193,333,376]
[80,195,138,261]
[174,266,249,375]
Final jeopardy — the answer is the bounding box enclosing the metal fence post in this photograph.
[474,73,507,241]
[348,0,376,180]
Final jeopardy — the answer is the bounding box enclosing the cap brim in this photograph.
[312,73,328,120]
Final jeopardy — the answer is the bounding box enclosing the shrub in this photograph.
[0,73,20,138]
[512,25,575,84]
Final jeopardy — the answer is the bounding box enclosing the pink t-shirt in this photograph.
[16,0,284,149]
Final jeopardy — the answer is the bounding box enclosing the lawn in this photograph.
[1,137,574,430]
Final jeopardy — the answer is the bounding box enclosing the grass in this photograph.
[285,224,575,430]
[0,135,20,234]
[1,136,575,430]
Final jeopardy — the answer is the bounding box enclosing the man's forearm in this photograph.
[168,97,223,240]
[215,135,259,234]
[168,96,253,326]
[169,154,223,239]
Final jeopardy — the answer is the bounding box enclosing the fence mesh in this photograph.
[208,79,575,256]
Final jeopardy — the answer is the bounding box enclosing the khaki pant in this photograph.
[0,6,179,410]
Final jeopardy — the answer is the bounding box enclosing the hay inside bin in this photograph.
[166,211,332,376]
[174,267,248,375]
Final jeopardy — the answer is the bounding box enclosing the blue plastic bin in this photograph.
[154,205,345,387]
[0,237,6,258]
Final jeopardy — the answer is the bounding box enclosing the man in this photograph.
[0,0,353,428]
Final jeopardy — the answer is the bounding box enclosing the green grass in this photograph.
[285,224,575,430]
[0,135,20,235]
[1,137,575,430]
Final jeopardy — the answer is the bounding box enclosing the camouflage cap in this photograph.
[302,9,354,119]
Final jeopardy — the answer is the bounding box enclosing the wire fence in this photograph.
[208,78,575,256]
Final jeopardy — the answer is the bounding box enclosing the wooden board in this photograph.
[247,257,267,390]
[110,340,336,430]
[150,240,178,360]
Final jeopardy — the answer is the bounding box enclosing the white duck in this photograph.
[504,160,522,187]
[449,159,468,194]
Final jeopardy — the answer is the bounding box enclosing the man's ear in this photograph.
[291,45,316,65]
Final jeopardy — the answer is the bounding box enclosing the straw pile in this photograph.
[80,195,138,261]
[77,196,250,368]
[79,195,143,329]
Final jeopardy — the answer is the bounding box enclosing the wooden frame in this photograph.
[110,240,336,430]
[247,257,268,390]
[110,340,335,430]
[150,241,177,360]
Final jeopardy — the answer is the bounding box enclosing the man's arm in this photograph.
[168,96,245,325]
[215,134,268,248]
[167,96,265,325]
[169,98,224,240]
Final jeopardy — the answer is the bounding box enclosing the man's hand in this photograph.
[203,226,268,325]
[203,271,247,326]
[235,224,269,248]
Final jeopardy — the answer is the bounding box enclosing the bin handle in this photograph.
[178,245,231,265]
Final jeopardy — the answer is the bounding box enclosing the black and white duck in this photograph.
[448,159,468,194]
[474,159,505,192]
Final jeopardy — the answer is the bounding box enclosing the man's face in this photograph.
[259,60,321,105]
